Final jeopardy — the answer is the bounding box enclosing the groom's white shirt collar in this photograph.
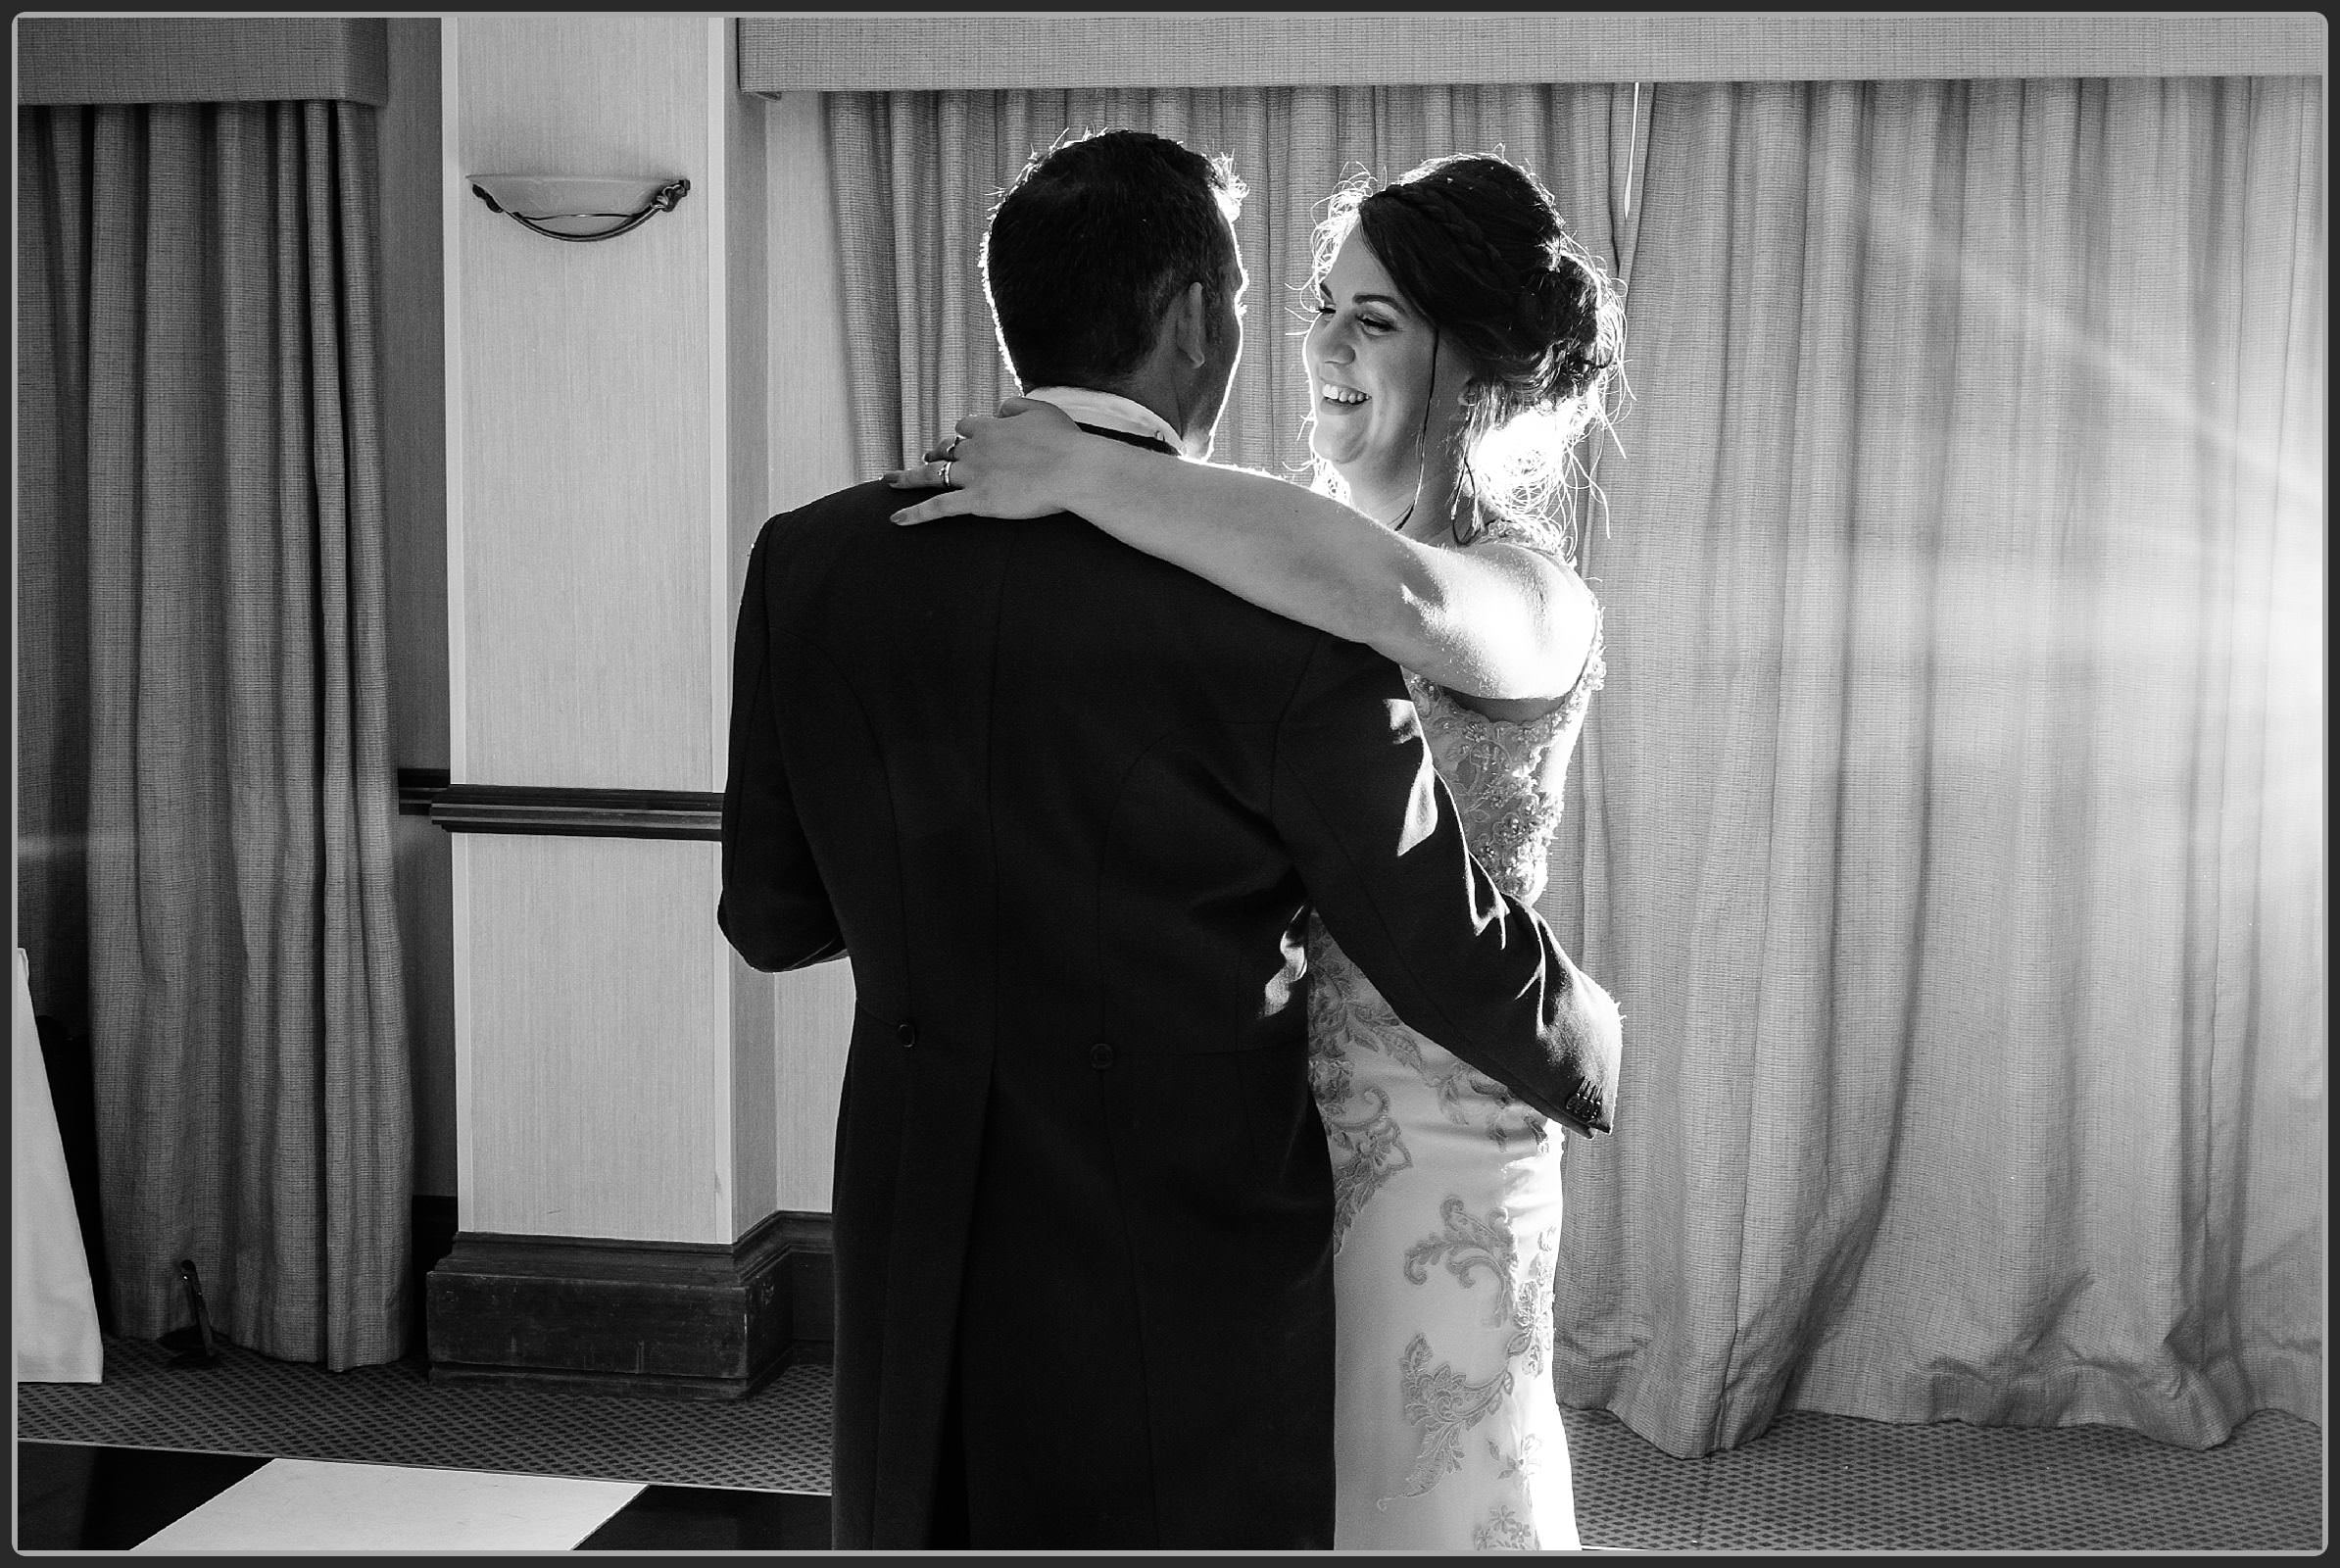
[1023,386,1190,457]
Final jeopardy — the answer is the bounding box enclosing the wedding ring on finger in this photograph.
[938,459,953,488]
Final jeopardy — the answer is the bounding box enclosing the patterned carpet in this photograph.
[17,1337,829,1495]
[17,1336,2325,1551]
[1561,1400,2323,1553]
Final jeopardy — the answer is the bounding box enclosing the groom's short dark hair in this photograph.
[983,128,1246,391]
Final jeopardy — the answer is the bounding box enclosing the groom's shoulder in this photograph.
[750,479,934,579]
[763,476,1076,547]
[765,477,905,536]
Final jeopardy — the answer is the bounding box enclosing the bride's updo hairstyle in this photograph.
[1310,152,1625,551]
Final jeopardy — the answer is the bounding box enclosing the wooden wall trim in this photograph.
[412,781,722,840]
[398,767,452,815]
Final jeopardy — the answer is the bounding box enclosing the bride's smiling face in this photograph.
[1303,231,1449,495]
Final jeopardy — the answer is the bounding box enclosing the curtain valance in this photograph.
[15,18,389,107]
[738,14,2322,94]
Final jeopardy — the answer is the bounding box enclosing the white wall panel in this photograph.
[462,836,731,1242]
[455,15,713,791]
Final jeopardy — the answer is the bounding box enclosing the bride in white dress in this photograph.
[894,151,1624,1551]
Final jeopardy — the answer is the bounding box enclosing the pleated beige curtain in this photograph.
[17,100,413,1369]
[1550,74,2323,1454]
[819,75,2322,1457]
[823,85,1647,482]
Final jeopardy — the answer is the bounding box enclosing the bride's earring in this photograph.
[1447,466,1478,548]
[1395,322,1444,535]
[1448,388,1484,548]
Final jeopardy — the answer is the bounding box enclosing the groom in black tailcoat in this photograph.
[719,128,1619,1551]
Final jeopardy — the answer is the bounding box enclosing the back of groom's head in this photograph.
[983,128,1246,393]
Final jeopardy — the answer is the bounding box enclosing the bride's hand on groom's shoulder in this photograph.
[886,397,1093,525]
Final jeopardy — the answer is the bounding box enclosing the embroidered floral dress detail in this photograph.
[1491,1432,1545,1481]
[1393,1332,1515,1498]
[1475,1504,1539,1551]
[1316,1083,1412,1245]
[1401,1198,1559,1380]
[1386,1200,1562,1506]
[1307,517,1602,1550]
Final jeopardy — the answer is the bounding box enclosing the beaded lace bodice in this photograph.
[1398,650,1600,906]
[1398,517,1603,906]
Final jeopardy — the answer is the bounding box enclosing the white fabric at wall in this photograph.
[14,948,103,1383]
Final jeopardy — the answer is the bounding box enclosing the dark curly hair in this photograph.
[984,127,1247,391]
[1309,152,1625,550]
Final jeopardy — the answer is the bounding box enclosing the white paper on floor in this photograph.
[131,1458,646,1552]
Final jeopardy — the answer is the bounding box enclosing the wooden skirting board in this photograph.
[423,1208,832,1400]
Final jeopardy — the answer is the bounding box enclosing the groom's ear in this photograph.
[1166,279,1210,368]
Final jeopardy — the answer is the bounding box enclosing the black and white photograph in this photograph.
[11,10,2325,1556]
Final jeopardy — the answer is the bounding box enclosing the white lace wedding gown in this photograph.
[1306,524,1604,1551]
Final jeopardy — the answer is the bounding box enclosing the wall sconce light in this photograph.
[467,174,690,243]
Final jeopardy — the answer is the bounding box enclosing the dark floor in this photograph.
[574,1482,831,1552]
[18,1442,270,1551]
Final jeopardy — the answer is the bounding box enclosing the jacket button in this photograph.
[898,1021,917,1048]
[1090,1042,1114,1070]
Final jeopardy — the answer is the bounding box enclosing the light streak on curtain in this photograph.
[17,98,414,1369]
[1552,74,2322,1453]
